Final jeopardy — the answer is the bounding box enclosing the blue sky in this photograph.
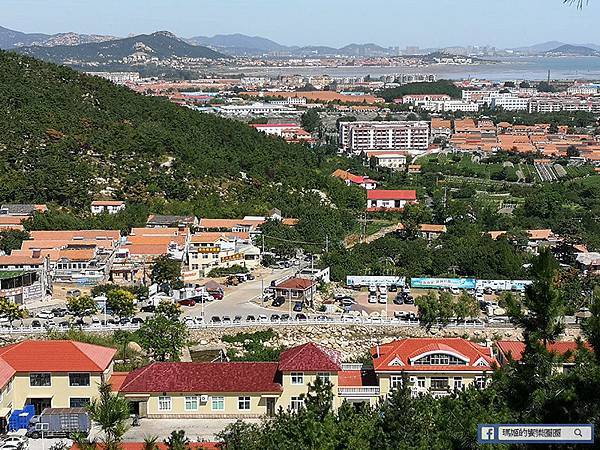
[2,0,599,48]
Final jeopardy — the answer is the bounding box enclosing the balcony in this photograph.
[338,387,380,397]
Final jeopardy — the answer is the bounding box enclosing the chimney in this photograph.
[376,344,380,358]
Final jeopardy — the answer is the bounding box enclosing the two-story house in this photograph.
[0,340,116,431]
[372,338,497,398]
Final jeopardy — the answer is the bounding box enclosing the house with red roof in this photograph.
[366,189,417,212]
[0,340,116,430]
[90,200,125,215]
[118,342,341,418]
[273,277,317,304]
[371,338,497,398]
[331,169,377,190]
[496,340,592,374]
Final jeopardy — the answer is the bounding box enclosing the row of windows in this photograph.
[29,373,90,387]
[412,354,468,366]
[158,396,244,412]
[291,372,330,385]
[390,376,487,390]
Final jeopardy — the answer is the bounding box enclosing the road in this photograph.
[186,267,299,319]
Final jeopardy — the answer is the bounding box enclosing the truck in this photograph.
[26,408,90,439]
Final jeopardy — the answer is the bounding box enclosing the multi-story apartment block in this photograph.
[490,94,529,111]
[338,121,429,154]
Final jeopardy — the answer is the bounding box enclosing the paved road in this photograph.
[187,267,300,319]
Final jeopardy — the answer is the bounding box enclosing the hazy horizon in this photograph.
[2,0,600,49]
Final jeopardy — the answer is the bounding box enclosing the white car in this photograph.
[368,295,378,304]
[450,288,461,295]
[36,310,54,320]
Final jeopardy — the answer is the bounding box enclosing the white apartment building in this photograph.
[370,153,408,170]
[338,121,429,154]
[567,85,599,95]
[270,97,307,106]
[490,94,529,111]
[217,102,297,117]
[422,100,479,112]
[91,201,126,215]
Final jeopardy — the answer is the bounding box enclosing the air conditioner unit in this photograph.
[200,395,209,403]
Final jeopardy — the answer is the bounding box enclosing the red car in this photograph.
[208,291,224,300]
[178,299,196,307]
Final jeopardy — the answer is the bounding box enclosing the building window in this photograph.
[158,396,172,411]
[185,396,198,411]
[211,396,224,411]
[417,377,426,388]
[69,373,90,387]
[291,373,304,385]
[238,396,251,411]
[390,376,403,389]
[475,377,486,389]
[30,373,51,387]
[453,377,463,391]
[290,397,304,411]
[316,373,330,383]
[70,398,90,408]
[430,377,449,390]
[6,379,13,392]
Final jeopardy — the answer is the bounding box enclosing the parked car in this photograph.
[51,307,68,317]
[140,304,156,313]
[246,274,256,281]
[340,298,355,307]
[388,284,398,292]
[233,316,242,323]
[246,315,256,322]
[404,296,415,305]
[131,317,144,325]
[393,295,404,305]
[293,302,303,312]
[37,310,54,320]
[295,313,307,321]
[31,320,42,329]
[178,299,196,307]
[280,314,290,321]
[258,314,268,323]
[66,289,82,297]
[368,294,378,304]
[272,296,285,307]
[208,291,223,300]
[270,314,280,322]
[210,316,221,323]
[222,316,232,324]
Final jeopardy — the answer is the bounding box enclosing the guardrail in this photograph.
[338,386,381,397]
[0,318,489,334]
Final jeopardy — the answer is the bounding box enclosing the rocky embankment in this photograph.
[190,324,582,361]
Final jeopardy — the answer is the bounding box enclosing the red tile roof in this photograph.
[496,340,592,363]
[337,369,378,387]
[276,278,316,291]
[0,358,16,390]
[372,338,496,372]
[278,343,342,372]
[0,340,116,373]
[120,362,282,394]
[109,372,129,391]
[367,190,417,201]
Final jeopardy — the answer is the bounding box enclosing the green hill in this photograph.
[14,31,226,62]
[0,51,362,246]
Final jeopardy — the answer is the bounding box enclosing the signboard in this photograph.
[410,277,477,290]
[346,276,406,287]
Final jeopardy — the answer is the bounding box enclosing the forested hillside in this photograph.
[0,51,362,244]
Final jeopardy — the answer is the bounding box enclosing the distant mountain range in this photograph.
[3,25,600,59]
[14,31,227,63]
[0,25,115,49]
[512,41,600,54]
[544,44,600,57]
[188,33,396,57]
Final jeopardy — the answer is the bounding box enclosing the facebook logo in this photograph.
[480,426,496,442]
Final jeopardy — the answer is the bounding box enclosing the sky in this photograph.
[2,0,600,48]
